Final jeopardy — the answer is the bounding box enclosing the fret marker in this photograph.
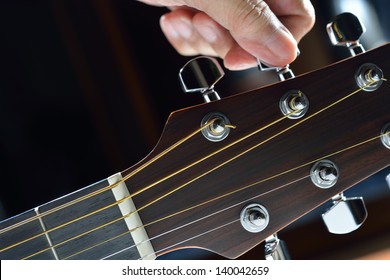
[108,173,156,260]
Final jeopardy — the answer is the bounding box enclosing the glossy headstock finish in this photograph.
[122,43,390,259]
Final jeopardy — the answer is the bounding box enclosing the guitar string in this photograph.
[16,111,296,259]
[0,111,296,253]
[0,118,224,235]
[81,176,310,260]
[141,218,242,260]
[3,79,385,258]
[139,218,242,260]
[98,78,386,231]
[76,132,388,260]
[62,76,388,259]
[12,79,387,258]
[24,123,389,259]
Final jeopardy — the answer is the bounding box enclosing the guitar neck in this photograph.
[0,173,155,260]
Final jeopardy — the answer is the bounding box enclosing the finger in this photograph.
[266,0,315,42]
[192,12,236,59]
[185,0,299,67]
[161,8,258,70]
[223,44,259,70]
[159,8,218,56]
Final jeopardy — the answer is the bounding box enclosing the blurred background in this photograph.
[0,0,389,259]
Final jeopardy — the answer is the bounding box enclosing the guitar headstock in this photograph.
[122,13,390,259]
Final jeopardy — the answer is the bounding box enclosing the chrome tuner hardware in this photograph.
[381,123,390,149]
[264,233,291,260]
[310,160,339,189]
[322,193,368,234]
[355,63,384,92]
[200,112,232,142]
[257,59,295,81]
[326,12,366,56]
[179,56,224,103]
[386,173,390,189]
[279,90,309,119]
[240,203,269,233]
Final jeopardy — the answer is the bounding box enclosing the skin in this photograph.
[137,0,315,70]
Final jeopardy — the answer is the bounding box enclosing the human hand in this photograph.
[137,0,315,70]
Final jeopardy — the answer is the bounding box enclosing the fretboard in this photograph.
[0,173,156,260]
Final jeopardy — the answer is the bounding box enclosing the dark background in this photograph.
[1,0,390,259]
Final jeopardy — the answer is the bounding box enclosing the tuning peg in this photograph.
[179,56,224,103]
[257,59,295,81]
[264,233,290,260]
[327,12,366,56]
[386,173,390,189]
[322,193,368,234]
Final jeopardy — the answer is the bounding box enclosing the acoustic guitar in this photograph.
[0,13,389,260]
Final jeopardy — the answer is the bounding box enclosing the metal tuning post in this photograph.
[264,233,291,260]
[326,12,366,56]
[322,193,368,234]
[257,59,295,81]
[179,56,224,103]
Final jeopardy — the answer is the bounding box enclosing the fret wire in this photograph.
[1,194,131,255]
[1,79,384,258]
[34,207,59,260]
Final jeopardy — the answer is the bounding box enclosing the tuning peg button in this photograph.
[386,173,390,189]
[322,193,367,234]
[327,12,366,56]
[179,56,224,103]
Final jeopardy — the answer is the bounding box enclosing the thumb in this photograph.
[186,0,298,67]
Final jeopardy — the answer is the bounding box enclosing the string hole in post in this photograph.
[201,112,232,142]
[240,203,270,233]
[355,63,384,92]
[310,160,340,189]
[279,90,309,119]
